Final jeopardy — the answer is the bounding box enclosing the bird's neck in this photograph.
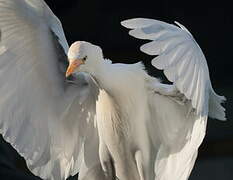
[90,59,114,91]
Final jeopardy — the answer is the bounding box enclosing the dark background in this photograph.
[0,0,233,179]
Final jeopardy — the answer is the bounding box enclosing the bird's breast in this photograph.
[96,89,143,180]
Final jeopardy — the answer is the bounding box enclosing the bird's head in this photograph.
[66,41,103,77]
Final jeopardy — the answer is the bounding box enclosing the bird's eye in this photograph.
[83,56,87,61]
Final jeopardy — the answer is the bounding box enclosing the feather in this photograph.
[122,18,225,119]
[0,0,100,179]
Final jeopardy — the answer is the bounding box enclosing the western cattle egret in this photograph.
[0,0,225,180]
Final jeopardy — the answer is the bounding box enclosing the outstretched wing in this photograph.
[122,18,226,180]
[121,18,225,120]
[0,0,99,179]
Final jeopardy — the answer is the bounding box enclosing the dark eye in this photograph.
[83,56,87,61]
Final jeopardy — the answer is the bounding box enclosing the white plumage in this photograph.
[0,0,225,180]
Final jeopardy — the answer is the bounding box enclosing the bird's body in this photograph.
[0,0,226,180]
[75,58,202,180]
[90,61,152,180]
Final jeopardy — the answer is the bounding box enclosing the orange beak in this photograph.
[66,59,84,77]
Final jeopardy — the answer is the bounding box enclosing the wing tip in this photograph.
[121,18,143,29]
[121,18,155,29]
[140,44,158,56]
[174,21,192,35]
[120,19,130,28]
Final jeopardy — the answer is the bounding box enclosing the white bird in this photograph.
[0,0,226,180]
